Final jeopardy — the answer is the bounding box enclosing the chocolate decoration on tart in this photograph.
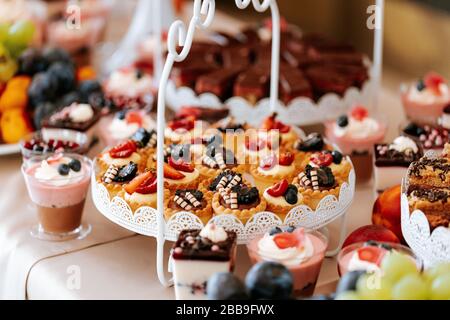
[218,185,261,210]
[299,165,336,190]
[170,190,206,211]
[203,145,238,169]
[208,170,244,191]
[172,229,237,261]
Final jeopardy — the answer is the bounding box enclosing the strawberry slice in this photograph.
[47,153,64,164]
[245,136,266,151]
[164,163,185,180]
[109,140,137,158]
[259,154,277,170]
[267,179,289,197]
[310,152,333,167]
[424,72,445,96]
[135,176,157,194]
[261,113,291,133]
[168,156,194,173]
[125,171,154,194]
[273,232,299,249]
[279,152,294,166]
[125,111,143,126]
[350,106,369,121]
[357,246,386,265]
[168,116,195,131]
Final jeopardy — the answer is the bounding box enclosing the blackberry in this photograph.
[131,128,151,148]
[113,162,138,182]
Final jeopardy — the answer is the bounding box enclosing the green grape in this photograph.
[356,273,392,300]
[424,263,450,284]
[0,23,9,43]
[7,20,35,46]
[335,291,361,300]
[381,252,418,283]
[0,43,17,82]
[392,274,429,300]
[430,274,450,300]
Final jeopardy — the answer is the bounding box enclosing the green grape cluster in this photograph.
[0,20,35,82]
[336,253,450,300]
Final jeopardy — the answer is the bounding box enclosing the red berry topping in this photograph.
[261,113,291,133]
[245,137,266,151]
[259,154,277,170]
[125,171,154,194]
[109,140,137,158]
[424,72,445,96]
[163,163,185,180]
[168,116,195,131]
[267,179,289,197]
[125,111,143,126]
[135,176,157,194]
[310,151,333,167]
[357,246,386,265]
[279,152,294,166]
[47,153,64,164]
[350,106,369,121]
[273,232,299,249]
[168,156,194,173]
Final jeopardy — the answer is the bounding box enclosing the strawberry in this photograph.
[267,179,289,197]
[168,156,194,173]
[350,106,368,121]
[47,153,64,164]
[164,163,185,180]
[245,136,266,151]
[357,246,386,265]
[125,111,143,126]
[125,171,154,194]
[259,154,277,170]
[261,113,291,133]
[424,72,445,96]
[135,176,157,194]
[310,151,333,167]
[273,232,299,249]
[168,116,195,131]
[279,152,294,166]
[109,140,137,158]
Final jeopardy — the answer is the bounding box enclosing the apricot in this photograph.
[0,87,28,111]
[0,109,32,143]
[372,185,404,242]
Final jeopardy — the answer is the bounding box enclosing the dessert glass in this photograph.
[337,241,423,277]
[247,229,328,297]
[22,154,93,241]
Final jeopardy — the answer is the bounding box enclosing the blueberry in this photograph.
[68,159,81,172]
[78,80,102,102]
[47,62,76,94]
[245,262,293,300]
[287,184,298,193]
[284,189,298,205]
[269,227,282,236]
[33,144,44,152]
[116,110,127,120]
[42,47,72,66]
[331,150,343,164]
[286,226,296,233]
[416,79,426,91]
[335,270,367,295]
[113,162,138,182]
[28,72,58,107]
[337,115,348,127]
[131,128,151,148]
[404,123,422,137]
[58,164,70,176]
[207,272,248,300]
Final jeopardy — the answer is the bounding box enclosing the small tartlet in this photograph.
[164,189,213,224]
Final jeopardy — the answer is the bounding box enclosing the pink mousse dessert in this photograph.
[401,72,450,125]
[325,106,387,182]
[247,227,328,297]
[337,241,422,277]
[22,153,93,241]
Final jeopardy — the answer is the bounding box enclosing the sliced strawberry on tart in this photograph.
[165,115,206,144]
[164,159,200,190]
[260,112,298,146]
[197,143,246,178]
[303,149,352,183]
[263,179,303,221]
[99,140,142,171]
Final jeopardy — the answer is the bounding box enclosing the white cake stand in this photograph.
[93,0,356,287]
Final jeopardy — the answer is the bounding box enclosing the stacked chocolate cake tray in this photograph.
[170,24,370,105]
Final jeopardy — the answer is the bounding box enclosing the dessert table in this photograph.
[0,73,405,299]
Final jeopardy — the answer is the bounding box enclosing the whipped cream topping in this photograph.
[334,117,380,139]
[389,136,418,154]
[69,104,94,123]
[257,232,314,267]
[347,251,381,273]
[34,157,85,187]
[408,83,449,105]
[199,224,228,243]
[106,70,152,98]
[257,163,295,176]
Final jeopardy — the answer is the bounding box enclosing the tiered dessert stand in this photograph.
[401,151,450,268]
[165,1,386,126]
[92,0,356,287]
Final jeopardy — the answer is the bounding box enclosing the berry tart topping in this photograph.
[279,152,294,166]
[125,171,157,195]
[109,140,138,158]
[130,128,152,148]
[164,163,185,180]
[209,170,243,191]
[168,115,196,131]
[245,136,266,151]
[203,145,237,169]
[173,190,204,211]
[297,165,336,191]
[168,156,195,173]
[310,151,333,167]
[267,180,299,205]
[111,162,138,183]
[233,185,260,206]
[293,133,325,152]
[259,153,278,170]
[260,112,291,133]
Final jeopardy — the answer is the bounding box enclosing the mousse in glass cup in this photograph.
[247,227,328,297]
[22,153,93,241]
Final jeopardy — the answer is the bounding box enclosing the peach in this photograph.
[372,185,404,242]
[342,225,400,248]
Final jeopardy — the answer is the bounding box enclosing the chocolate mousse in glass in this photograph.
[22,153,93,241]
[247,227,328,297]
